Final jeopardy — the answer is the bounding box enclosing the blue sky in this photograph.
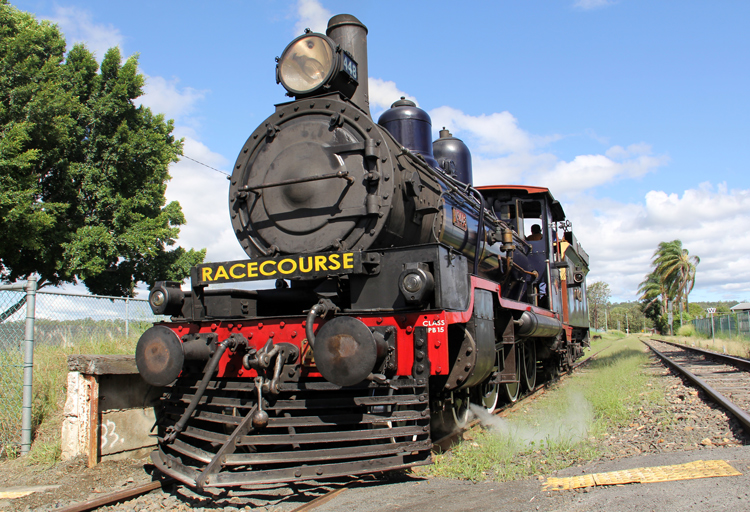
[12,0,750,302]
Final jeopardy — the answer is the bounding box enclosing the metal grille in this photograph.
[153,376,432,487]
[0,289,24,454]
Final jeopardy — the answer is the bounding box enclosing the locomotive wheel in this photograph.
[477,381,499,413]
[502,346,521,403]
[522,339,537,391]
[431,389,471,437]
[473,351,500,413]
[450,389,471,429]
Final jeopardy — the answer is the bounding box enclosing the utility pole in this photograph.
[708,308,716,348]
[604,307,608,331]
[626,311,629,334]
[668,300,674,336]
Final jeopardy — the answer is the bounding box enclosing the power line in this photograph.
[181,154,231,177]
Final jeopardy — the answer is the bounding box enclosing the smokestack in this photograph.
[326,14,369,116]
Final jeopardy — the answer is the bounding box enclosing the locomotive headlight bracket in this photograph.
[398,264,434,304]
[276,31,358,98]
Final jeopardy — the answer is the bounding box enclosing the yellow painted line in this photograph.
[0,484,60,499]
[543,460,742,491]
[0,490,35,499]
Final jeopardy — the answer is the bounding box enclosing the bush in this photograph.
[677,324,696,336]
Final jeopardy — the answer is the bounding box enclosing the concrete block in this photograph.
[61,355,164,465]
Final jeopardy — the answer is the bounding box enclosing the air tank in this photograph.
[377,98,439,168]
[433,128,473,186]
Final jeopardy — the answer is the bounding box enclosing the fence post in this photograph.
[21,276,37,455]
[125,298,130,338]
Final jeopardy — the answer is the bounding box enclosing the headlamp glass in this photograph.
[403,273,423,293]
[279,35,334,94]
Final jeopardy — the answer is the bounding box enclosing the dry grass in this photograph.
[668,335,750,359]
[1,336,138,465]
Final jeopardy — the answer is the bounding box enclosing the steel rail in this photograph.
[650,337,750,371]
[55,479,172,512]
[641,338,750,435]
[290,484,352,512]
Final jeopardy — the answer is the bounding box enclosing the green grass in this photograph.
[427,336,663,481]
[604,329,627,339]
[0,335,137,463]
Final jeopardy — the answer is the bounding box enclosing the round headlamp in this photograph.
[278,34,334,95]
[398,267,434,304]
[277,32,358,98]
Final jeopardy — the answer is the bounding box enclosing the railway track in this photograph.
[641,337,750,434]
[56,476,358,512]
[55,346,611,511]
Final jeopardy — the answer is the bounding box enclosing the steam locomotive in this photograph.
[135,14,590,489]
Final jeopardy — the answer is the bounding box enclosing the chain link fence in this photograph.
[692,311,750,340]
[0,287,27,455]
[31,291,156,346]
[0,286,156,455]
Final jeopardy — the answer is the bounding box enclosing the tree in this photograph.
[641,298,668,334]
[609,302,647,333]
[638,240,699,317]
[0,3,205,296]
[651,240,699,309]
[587,281,611,330]
[638,271,668,315]
[688,303,704,318]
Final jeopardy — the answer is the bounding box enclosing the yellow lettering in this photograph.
[343,253,354,269]
[201,267,214,282]
[278,258,297,274]
[214,266,229,280]
[300,256,313,272]
[328,254,341,270]
[247,262,258,277]
[229,263,246,279]
[314,255,328,272]
[260,260,277,276]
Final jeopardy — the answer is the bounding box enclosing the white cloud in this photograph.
[165,138,247,264]
[368,78,419,117]
[294,0,332,35]
[49,6,124,60]
[425,105,667,197]
[138,75,208,126]
[536,149,668,196]
[570,183,750,301]
[430,106,536,155]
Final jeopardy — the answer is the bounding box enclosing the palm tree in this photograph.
[652,240,700,309]
[638,271,668,315]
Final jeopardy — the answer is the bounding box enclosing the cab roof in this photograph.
[476,185,566,222]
